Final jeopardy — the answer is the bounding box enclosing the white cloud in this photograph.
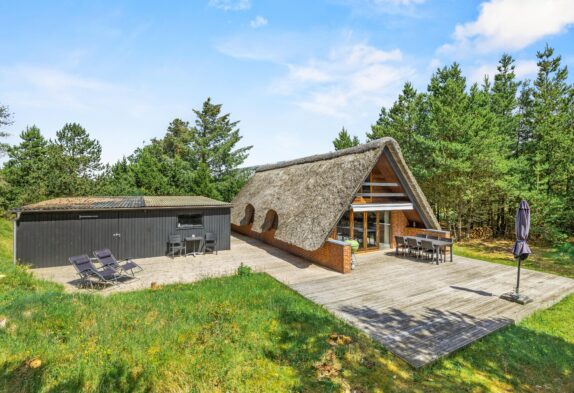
[0,65,166,164]
[270,42,413,117]
[208,0,251,11]
[336,0,426,16]
[441,0,574,54]
[467,59,539,84]
[250,15,268,28]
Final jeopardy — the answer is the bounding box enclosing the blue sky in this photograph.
[1,0,574,166]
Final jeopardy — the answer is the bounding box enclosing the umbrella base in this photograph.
[500,291,533,305]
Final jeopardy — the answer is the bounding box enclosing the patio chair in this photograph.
[406,237,422,259]
[69,254,120,289]
[93,249,143,277]
[168,234,185,258]
[420,240,439,264]
[204,232,218,255]
[395,236,407,256]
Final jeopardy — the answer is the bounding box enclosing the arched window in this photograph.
[240,204,255,226]
[262,209,278,231]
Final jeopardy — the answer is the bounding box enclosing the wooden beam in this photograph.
[355,193,407,198]
[362,182,400,187]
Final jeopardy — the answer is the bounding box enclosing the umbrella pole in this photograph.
[515,257,521,295]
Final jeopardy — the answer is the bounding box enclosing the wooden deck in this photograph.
[33,233,574,367]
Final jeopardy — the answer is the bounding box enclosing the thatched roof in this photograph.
[231,138,440,251]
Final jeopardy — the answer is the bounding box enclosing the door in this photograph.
[379,211,391,249]
[365,211,379,250]
[80,212,121,257]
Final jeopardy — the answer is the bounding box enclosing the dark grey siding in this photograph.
[16,207,231,268]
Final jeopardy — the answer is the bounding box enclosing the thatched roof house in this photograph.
[232,138,445,273]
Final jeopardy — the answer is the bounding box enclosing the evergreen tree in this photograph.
[333,127,359,150]
[189,98,252,200]
[367,82,426,177]
[0,104,12,155]
[49,123,103,196]
[2,126,49,207]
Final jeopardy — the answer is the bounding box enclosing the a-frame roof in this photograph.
[231,138,440,251]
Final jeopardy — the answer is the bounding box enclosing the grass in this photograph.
[454,238,574,279]
[1,218,573,392]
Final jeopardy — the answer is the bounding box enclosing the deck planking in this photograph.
[33,233,574,367]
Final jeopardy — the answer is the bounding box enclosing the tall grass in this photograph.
[1,219,573,392]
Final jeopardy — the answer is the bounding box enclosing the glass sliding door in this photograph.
[379,211,391,249]
[353,211,365,249]
[366,212,378,249]
[336,211,351,242]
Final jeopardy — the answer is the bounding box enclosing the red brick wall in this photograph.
[232,224,352,273]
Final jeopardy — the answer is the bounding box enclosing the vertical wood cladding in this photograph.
[16,207,230,268]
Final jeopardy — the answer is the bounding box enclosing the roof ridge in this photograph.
[256,138,396,172]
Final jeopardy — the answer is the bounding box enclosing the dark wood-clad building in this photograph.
[13,196,231,268]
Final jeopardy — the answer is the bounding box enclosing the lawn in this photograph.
[454,238,574,279]
[1,218,573,392]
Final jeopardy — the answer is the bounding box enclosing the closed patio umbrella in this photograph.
[501,200,533,304]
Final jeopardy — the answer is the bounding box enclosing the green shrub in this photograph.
[236,262,252,276]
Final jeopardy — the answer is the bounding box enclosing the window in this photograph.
[262,210,278,231]
[177,214,203,228]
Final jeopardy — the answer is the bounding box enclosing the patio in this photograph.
[33,233,574,367]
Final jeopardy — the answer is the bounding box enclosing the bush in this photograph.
[236,263,252,277]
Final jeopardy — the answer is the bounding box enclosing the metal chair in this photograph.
[395,236,407,256]
[69,255,120,289]
[168,234,185,258]
[406,237,422,258]
[204,232,218,255]
[420,240,439,264]
[93,249,143,277]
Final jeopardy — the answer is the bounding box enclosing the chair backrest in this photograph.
[427,235,439,240]
[94,249,117,267]
[406,238,419,247]
[395,235,405,245]
[169,234,182,244]
[421,240,435,250]
[69,255,95,275]
[415,234,427,238]
[205,232,217,242]
[440,237,453,244]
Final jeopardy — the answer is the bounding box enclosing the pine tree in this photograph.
[2,126,49,207]
[49,123,104,196]
[333,127,359,150]
[367,82,426,176]
[190,98,252,200]
[0,104,12,156]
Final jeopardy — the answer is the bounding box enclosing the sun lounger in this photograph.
[93,249,143,277]
[69,254,120,289]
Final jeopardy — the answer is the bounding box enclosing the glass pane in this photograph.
[353,212,364,249]
[380,211,390,248]
[366,212,377,248]
[336,211,351,241]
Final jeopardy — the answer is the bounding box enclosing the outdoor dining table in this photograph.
[403,236,453,263]
[184,236,204,257]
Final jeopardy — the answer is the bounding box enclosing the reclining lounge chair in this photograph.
[69,254,121,289]
[93,249,143,277]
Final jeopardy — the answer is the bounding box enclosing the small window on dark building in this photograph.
[177,214,203,228]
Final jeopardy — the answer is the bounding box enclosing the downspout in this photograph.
[13,212,20,265]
